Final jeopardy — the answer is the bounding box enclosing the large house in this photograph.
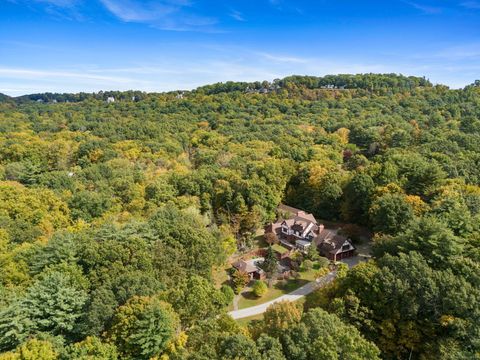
[265,204,355,260]
[265,204,323,251]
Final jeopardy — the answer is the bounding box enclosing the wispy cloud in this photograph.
[427,43,480,60]
[99,0,175,22]
[6,0,85,20]
[98,0,217,31]
[229,9,245,22]
[34,0,79,7]
[259,52,310,64]
[7,0,218,31]
[0,67,136,83]
[404,1,442,14]
[461,1,480,9]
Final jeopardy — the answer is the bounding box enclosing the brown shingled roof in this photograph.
[317,231,355,255]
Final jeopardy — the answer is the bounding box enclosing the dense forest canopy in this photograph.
[0,74,479,359]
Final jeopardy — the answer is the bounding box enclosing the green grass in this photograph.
[299,268,318,281]
[235,313,264,327]
[271,243,290,255]
[237,268,317,309]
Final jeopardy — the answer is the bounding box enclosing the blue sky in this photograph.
[0,0,479,95]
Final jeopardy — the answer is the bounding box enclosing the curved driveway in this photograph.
[228,272,336,320]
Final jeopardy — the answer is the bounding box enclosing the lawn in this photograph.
[235,313,264,327]
[271,243,290,255]
[237,268,318,309]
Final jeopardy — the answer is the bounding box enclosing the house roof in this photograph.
[316,231,355,255]
[277,204,304,215]
[295,239,311,247]
[277,204,318,225]
[233,258,264,274]
[314,229,337,244]
[266,204,321,239]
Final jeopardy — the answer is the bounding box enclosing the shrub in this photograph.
[252,281,267,297]
[302,259,313,271]
[220,285,235,305]
[317,256,330,268]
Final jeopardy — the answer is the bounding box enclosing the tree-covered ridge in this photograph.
[0,73,479,359]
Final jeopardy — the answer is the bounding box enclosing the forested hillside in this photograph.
[0,74,479,360]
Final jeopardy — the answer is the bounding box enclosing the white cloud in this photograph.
[0,67,135,83]
[34,0,79,7]
[461,1,480,9]
[403,1,442,14]
[99,0,175,22]
[98,0,217,31]
[259,52,310,64]
[418,43,480,60]
[229,10,245,22]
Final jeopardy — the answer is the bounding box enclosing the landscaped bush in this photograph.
[317,257,330,269]
[252,280,268,297]
[302,259,313,271]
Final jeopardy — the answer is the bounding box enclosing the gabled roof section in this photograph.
[277,204,318,225]
[233,258,264,273]
[316,230,355,255]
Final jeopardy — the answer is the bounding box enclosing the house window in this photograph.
[342,244,350,251]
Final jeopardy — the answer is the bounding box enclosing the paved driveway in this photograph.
[228,272,336,320]
[340,255,370,268]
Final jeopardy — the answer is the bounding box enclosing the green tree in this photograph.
[261,301,302,338]
[217,334,261,360]
[20,271,86,339]
[281,308,380,360]
[63,336,117,360]
[305,244,319,262]
[220,285,235,306]
[252,281,267,297]
[231,269,249,294]
[262,246,278,286]
[373,216,464,269]
[161,275,227,327]
[369,193,414,234]
[256,334,286,360]
[341,172,375,224]
[0,338,58,360]
[106,296,179,360]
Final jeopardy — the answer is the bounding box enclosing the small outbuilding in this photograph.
[232,258,266,280]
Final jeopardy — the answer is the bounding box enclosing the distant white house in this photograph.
[106,96,115,103]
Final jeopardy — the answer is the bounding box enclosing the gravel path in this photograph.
[228,272,336,320]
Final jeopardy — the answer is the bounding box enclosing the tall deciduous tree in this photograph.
[106,296,179,360]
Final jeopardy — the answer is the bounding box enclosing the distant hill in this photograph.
[194,73,433,95]
[8,73,434,102]
[0,93,11,102]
